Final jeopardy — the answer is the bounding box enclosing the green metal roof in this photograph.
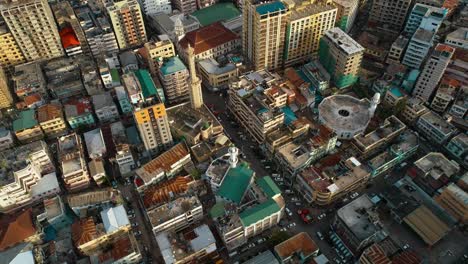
[135,69,157,99]
[160,57,187,76]
[110,68,121,83]
[256,1,286,15]
[257,176,281,198]
[13,109,38,132]
[240,199,281,227]
[209,201,226,219]
[192,3,241,26]
[216,163,254,204]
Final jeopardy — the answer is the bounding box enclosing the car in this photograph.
[131,222,138,227]
[280,228,286,232]
[272,173,280,177]
[127,210,134,214]
[128,214,135,218]
[285,208,293,216]
[290,222,296,227]
[291,197,299,202]
[295,202,302,206]
[343,198,349,203]
[403,244,410,249]
[317,213,326,220]
[316,231,324,240]
[249,243,255,248]
[134,231,142,236]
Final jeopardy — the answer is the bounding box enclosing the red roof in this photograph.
[60,27,80,49]
[0,209,36,251]
[71,217,98,247]
[178,22,239,55]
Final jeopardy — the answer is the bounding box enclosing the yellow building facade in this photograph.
[0,23,25,72]
[144,39,175,76]
[134,103,173,154]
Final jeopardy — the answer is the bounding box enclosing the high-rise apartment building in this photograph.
[107,0,147,50]
[413,44,455,101]
[172,0,197,14]
[144,39,175,76]
[283,0,337,67]
[141,0,171,15]
[369,0,413,32]
[0,0,64,61]
[319,27,364,89]
[0,22,24,70]
[404,4,446,37]
[333,0,358,33]
[187,45,203,109]
[158,56,189,104]
[402,28,435,69]
[243,0,290,71]
[0,67,13,109]
[52,1,91,57]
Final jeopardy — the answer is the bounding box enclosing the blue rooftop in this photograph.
[160,57,187,76]
[282,106,297,125]
[390,87,403,98]
[256,1,286,15]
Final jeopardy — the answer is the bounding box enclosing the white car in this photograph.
[350,192,359,199]
[403,243,410,249]
[285,208,293,216]
[134,231,141,236]
[291,197,299,202]
[290,222,296,227]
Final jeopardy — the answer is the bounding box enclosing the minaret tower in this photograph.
[187,44,203,109]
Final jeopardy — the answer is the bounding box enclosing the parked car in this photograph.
[131,223,138,227]
[403,244,410,249]
[316,231,324,240]
[285,208,293,217]
[134,231,141,236]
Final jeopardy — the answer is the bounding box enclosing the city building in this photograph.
[301,60,331,92]
[74,6,119,58]
[445,27,468,49]
[13,62,46,99]
[135,143,191,189]
[319,27,364,89]
[92,92,119,123]
[88,159,107,187]
[333,0,358,33]
[445,133,467,163]
[44,57,87,100]
[58,133,91,192]
[157,56,190,104]
[402,28,435,69]
[187,44,204,109]
[386,35,409,64]
[318,94,380,139]
[274,232,319,264]
[140,0,171,15]
[148,12,200,42]
[403,4,446,37]
[84,128,107,159]
[352,115,406,159]
[52,1,91,57]
[67,188,119,218]
[369,0,412,32]
[37,103,68,138]
[283,0,337,67]
[96,233,142,263]
[107,0,147,49]
[147,195,203,234]
[37,196,73,232]
[0,209,40,251]
[115,86,133,114]
[0,127,14,150]
[435,183,468,224]
[0,22,25,71]
[359,239,422,264]
[0,67,13,109]
[430,77,460,113]
[228,70,286,143]
[243,0,290,71]
[111,121,136,176]
[0,141,58,214]
[178,22,240,62]
[243,251,279,264]
[296,156,369,205]
[156,224,217,264]
[144,39,176,76]
[333,195,383,255]
[198,58,238,91]
[13,109,44,143]
[172,0,197,13]
[122,71,144,104]
[0,0,64,61]
[416,111,458,144]
[119,51,139,73]
[400,97,429,125]
[64,97,95,129]
[413,44,455,101]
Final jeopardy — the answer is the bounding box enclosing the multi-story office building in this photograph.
[333,0,358,33]
[402,28,435,69]
[416,111,458,144]
[57,133,90,192]
[369,0,412,32]
[75,7,119,57]
[403,4,446,37]
[413,44,455,101]
[0,22,24,71]
[386,35,409,64]
[157,57,189,104]
[0,0,64,61]
[140,0,171,15]
[52,1,91,57]
[37,103,68,138]
[172,0,197,14]
[107,0,147,50]
[0,67,13,109]
[243,0,290,71]
[144,40,175,76]
[228,70,286,143]
[319,27,364,89]
[0,141,59,214]
[435,183,468,224]
[283,0,337,67]
[134,99,173,155]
